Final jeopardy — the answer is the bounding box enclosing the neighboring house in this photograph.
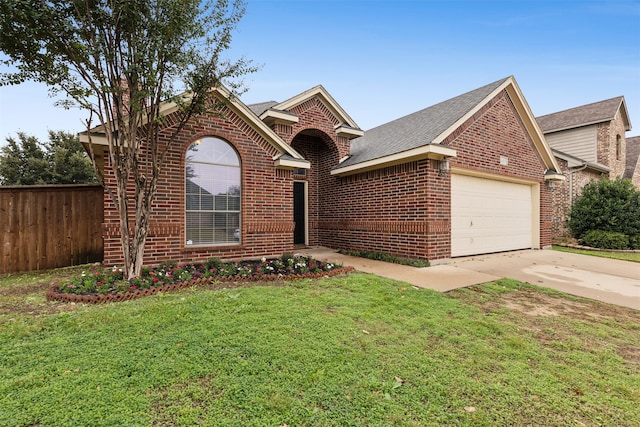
[623,135,640,188]
[82,76,563,267]
[536,97,633,237]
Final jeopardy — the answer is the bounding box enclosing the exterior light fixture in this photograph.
[438,158,450,175]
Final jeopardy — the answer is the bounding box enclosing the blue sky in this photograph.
[1,0,639,144]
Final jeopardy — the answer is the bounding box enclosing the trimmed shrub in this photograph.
[338,249,430,268]
[582,230,629,250]
[567,177,640,240]
[629,235,640,250]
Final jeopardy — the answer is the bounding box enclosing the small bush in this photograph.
[582,230,629,250]
[205,257,222,270]
[629,235,640,250]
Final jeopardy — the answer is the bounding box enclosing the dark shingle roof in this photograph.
[247,101,278,117]
[624,136,640,180]
[536,97,625,133]
[337,77,509,168]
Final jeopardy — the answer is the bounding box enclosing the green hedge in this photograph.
[568,177,640,240]
[582,230,629,250]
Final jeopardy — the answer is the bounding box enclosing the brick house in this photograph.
[83,76,563,267]
[536,97,633,237]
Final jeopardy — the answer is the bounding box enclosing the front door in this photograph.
[293,181,306,245]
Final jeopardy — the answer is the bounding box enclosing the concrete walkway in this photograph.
[299,247,500,292]
[300,247,640,310]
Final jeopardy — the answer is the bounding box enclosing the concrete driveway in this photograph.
[302,247,640,310]
[452,250,640,310]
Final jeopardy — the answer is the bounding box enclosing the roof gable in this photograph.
[269,85,361,129]
[333,76,561,176]
[79,86,307,163]
[338,78,508,169]
[537,96,632,134]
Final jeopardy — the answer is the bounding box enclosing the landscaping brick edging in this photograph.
[46,266,355,304]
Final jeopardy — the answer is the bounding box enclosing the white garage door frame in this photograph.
[450,168,540,257]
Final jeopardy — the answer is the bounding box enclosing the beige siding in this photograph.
[545,125,597,162]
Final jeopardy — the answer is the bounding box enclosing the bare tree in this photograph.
[0,0,255,278]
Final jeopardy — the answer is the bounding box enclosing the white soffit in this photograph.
[332,144,457,176]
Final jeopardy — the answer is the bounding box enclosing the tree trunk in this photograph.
[129,183,150,280]
[130,229,147,280]
[115,168,133,279]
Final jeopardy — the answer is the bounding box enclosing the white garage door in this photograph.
[451,174,533,257]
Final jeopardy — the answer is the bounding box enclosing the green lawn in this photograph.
[1,270,638,426]
[553,244,640,262]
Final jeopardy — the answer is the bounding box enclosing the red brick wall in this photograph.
[273,96,353,247]
[102,89,555,266]
[101,104,295,268]
[318,89,552,261]
[319,160,435,260]
[446,91,552,248]
[291,131,337,246]
[281,94,442,260]
[271,97,351,160]
[596,114,627,178]
[445,92,546,179]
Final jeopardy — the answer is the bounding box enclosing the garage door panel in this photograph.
[452,174,532,257]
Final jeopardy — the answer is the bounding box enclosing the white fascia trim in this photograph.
[552,151,585,168]
[259,109,299,125]
[553,151,585,168]
[619,98,632,131]
[274,157,311,170]
[78,85,306,161]
[335,125,364,138]
[543,120,611,134]
[331,144,457,176]
[451,166,540,185]
[205,87,304,160]
[544,173,566,181]
[430,81,510,145]
[79,93,193,142]
[275,85,360,129]
[431,76,562,174]
[79,133,109,146]
[506,79,563,173]
[552,151,609,173]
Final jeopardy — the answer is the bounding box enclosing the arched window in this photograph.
[185,137,240,245]
[616,134,622,160]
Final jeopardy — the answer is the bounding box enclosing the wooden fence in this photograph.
[1,185,104,274]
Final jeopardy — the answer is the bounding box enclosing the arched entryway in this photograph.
[290,129,340,247]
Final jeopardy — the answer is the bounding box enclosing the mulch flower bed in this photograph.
[47,255,354,304]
